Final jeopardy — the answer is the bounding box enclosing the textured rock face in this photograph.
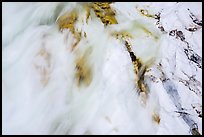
[2,2,202,135]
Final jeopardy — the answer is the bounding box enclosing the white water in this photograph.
[2,2,202,135]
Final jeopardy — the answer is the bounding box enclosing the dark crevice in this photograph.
[169,29,202,69]
[155,12,167,33]
[158,64,201,135]
[188,9,202,26]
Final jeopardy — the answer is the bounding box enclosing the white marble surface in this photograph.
[2,2,202,135]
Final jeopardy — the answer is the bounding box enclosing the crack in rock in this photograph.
[158,63,201,135]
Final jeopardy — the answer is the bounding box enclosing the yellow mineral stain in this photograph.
[124,41,132,52]
[133,59,142,75]
[141,26,159,40]
[92,2,118,26]
[35,47,51,87]
[40,67,50,87]
[109,11,160,104]
[138,9,160,39]
[37,48,51,67]
[137,67,147,92]
[86,5,91,24]
[152,112,160,124]
[57,10,78,32]
[75,48,93,87]
[140,9,156,18]
[71,32,82,51]
[111,31,133,40]
[57,10,82,50]
[123,40,149,97]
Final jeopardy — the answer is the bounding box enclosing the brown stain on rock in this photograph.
[85,4,91,24]
[112,32,149,99]
[123,40,149,105]
[57,10,81,51]
[91,2,118,26]
[34,47,51,87]
[57,10,78,32]
[139,9,156,19]
[152,112,160,124]
[40,67,50,87]
[141,26,159,40]
[137,67,147,93]
[111,31,133,40]
[75,48,93,87]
